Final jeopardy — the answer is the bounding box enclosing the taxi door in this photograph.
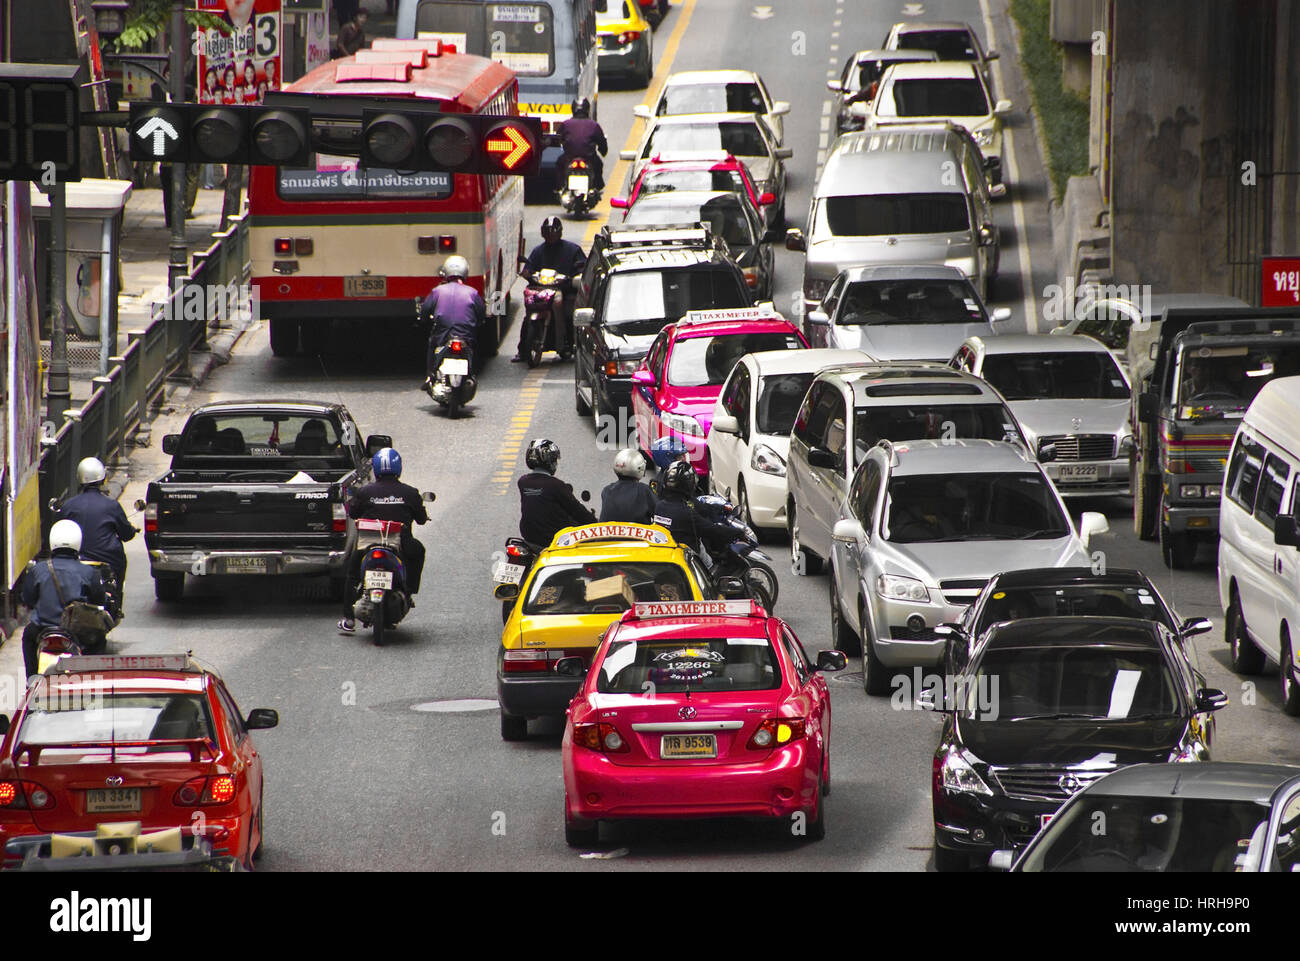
[708,361,751,499]
[633,333,671,452]
[777,625,831,778]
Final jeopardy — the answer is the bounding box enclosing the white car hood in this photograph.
[831,322,994,362]
[1006,398,1130,440]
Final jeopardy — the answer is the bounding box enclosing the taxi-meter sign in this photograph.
[631,600,760,618]
[553,523,671,547]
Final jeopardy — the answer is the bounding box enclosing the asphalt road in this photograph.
[10,0,1297,872]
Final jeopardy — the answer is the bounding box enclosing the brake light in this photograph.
[450,339,465,354]
[506,544,527,558]
[439,235,456,252]
[573,722,630,753]
[371,550,385,560]
[570,158,588,170]
[274,238,292,255]
[0,780,56,810]
[142,501,158,534]
[174,775,239,807]
[747,717,806,749]
[332,502,347,533]
[743,267,759,287]
[619,30,641,44]
[503,650,549,673]
[0,782,15,806]
[38,633,78,655]
[208,775,236,804]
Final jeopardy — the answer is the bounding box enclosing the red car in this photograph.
[611,150,778,236]
[560,599,847,846]
[0,654,277,870]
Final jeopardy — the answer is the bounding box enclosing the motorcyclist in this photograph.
[515,217,587,362]
[518,438,595,547]
[57,457,136,615]
[338,448,428,635]
[648,434,695,498]
[557,97,607,192]
[652,460,736,557]
[600,449,656,523]
[422,255,487,392]
[19,520,107,679]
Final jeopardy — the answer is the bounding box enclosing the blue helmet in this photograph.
[650,435,689,470]
[372,448,402,477]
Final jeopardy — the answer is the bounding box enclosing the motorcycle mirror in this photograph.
[580,490,591,503]
[422,491,437,502]
[47,497,61,513]
[134,499,147,512]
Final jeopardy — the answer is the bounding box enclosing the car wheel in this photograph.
[802,780,826,842]
[1226,593,1266,675]
[829,567,861,656]
[564,802,599,848]
[154,572,183,601]
[860,600,891,696]
[1281,631,1300,717]
[500,711,528,741]
[933,841,971,872]
[1132,454,1158,541]
[252,788,265,861]
[787,502,823,576]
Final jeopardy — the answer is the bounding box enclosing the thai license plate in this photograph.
[661,733,716,759]
[441,357,469,376]
[494,563,525,585]
[1058,465,1099,481]
[344,275,387,297]
[225,557,267,574]
[567,174,589,193]
[86,788,141,813]
[364,570,393,590]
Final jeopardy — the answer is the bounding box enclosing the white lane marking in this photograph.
[819,132,829,150]
[752,4,774,18]
[411,699,499,712]
[829,43,839,51]
[980,0,1038,332]
[903,2,925,15]
[822,100,832,116]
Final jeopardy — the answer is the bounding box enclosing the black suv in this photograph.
[572,223,753,426]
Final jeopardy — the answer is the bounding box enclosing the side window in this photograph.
[686,554,714,597]
[1254,454,1291,530]
[1225,434,1266,513]
[1274,792,1300,873]
[720,364,744,416]
[214,683,247,745]
[820,391,848,473]
[647,334,668,382]
[821,273,845,317]
[856,459,883,529]
[847,460,869,520]
[792,382,825,444]
[780,628,811,684]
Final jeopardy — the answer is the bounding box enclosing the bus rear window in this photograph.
[415,1,556,76]
[277,154,453,200]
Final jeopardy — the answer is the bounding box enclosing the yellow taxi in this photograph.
[596,0,654,89]
[494,523,714,741]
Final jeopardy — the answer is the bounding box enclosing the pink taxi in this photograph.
[559,599,847,847]
[631,305,808,475]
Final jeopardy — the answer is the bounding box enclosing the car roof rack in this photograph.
[601,222,715,248]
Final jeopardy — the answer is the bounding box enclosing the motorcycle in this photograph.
[690,493,780,611]
[35,590,118,674]
[558,156,601,217]
[424,337,477,418]
[349,492,436,647]
[519,267,571,368]
[493,491,591,623]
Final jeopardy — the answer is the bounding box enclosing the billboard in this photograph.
[196,0,283,106]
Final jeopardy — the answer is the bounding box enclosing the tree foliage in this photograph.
[114,0,232,51]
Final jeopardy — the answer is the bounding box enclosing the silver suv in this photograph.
[827,439,1109,694]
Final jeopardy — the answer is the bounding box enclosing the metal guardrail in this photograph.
[36,212,251,521]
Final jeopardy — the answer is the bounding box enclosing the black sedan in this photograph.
[927,617,1228,871]
[994,762,1300,872]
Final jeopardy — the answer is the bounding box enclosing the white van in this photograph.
[1218,375,1300,717]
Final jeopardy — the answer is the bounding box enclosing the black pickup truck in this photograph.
[140,400,390,601]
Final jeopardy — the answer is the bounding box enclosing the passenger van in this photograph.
[1218,375,1300,716]
[785,122,999,310]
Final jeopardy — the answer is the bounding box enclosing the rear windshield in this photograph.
[278,154,454,200]
[624,196,754,249]
[177,413,351,464]
[894,29,979,60]
[885,471,1069,543]
[819,194,970,236]
[660,82,766,116]
[647,121,767,159]
[981,352,1129,400]
[640,168,747,198]
[523,562,693,615]
[19,693,214,761]
[602,267,749,331]
[855,402,1016,459]
[975,584,1173,636]
[598,637,781,693]
[888,78,989,117]
[839,278,985,324]
[757,372,815,434]
[668,332,803,387]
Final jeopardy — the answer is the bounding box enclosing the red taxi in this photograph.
[0,655,278,871]
[632,305,808,475]
[610,150,779,236]
[560,600,847,846]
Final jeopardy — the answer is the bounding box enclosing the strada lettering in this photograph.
[49,892,151,941]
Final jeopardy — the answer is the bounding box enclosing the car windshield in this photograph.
[855,403,1016,460]
[597,636,781,693]
[894,29,979,60]
[757,372,816,434]
[668,332,804,387]
[624,196,755,250]
[980,351,1129,400]
[838,279,985,325]
[1020,797,1273,872]
[888,78,989,117]
[19,692,214,762]
[647,122,768,159]
[177,413,351,464]
[640,168,748,199]
[819,194,970,236]
[976,585,1173,635]
[660,82,766,115]
[602,268,750,330]
[884,471,1070,542]
[1174,344,1300,416]
[522,562,693,615]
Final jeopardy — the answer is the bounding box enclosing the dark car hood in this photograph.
[957,716,1186,766]
[601,326,666,359]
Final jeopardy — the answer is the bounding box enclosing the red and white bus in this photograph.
[250,40,526,356]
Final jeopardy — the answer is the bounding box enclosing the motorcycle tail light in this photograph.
[371,550,385,560]
[332,502,347,533]
[506,544,526,558]
[450,340,465,353]
[38,633,78,655]
[144,502,158,534]
[747,717,805,750]
[571,158,588,170]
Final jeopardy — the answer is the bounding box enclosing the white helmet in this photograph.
[50,519,83,553]
[77,456,107,486]
[613,448,646,480]
[441,255,470,280]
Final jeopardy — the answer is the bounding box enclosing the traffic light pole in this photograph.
[168,0,190,375]
[46,181,71,423]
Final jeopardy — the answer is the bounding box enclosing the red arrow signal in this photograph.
[484,123,533,170]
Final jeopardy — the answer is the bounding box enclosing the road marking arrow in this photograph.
[902,2,925,15]
[136,116,179,157]
[752,6,774,19]
[485,124,532,169]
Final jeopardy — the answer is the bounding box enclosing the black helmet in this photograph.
[525,438,561,474]
[541,216,563,241]
[571,98,591,118]
[662,459,697,496]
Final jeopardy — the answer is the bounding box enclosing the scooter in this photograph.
[558,156,601,217]
[519,268,571,368]
[424,337,477,418]
[349,492,436,647]
[691,493,780,611]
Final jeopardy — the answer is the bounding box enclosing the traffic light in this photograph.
[0,64,81,183]
[128,103,313,167]
[359,109,542,177]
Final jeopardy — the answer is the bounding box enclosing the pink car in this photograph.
[560,599,847,847]
[631,306,808,475]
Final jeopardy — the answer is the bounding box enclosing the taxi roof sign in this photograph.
[44,654,201,675]
[553,523,673,548]
[628,599,763,619]
[682,303,784,325]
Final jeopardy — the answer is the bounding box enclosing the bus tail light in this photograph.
[294,238,313,256]
[439,235,456,252]
[418,235,458,254]
[274,238,292,254]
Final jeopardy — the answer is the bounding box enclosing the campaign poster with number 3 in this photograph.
[196,0,282,106]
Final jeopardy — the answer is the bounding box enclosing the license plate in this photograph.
[494,563,525,585]
[1057,465,1099,481]
[86,788,141,813]
[1040,813,1054,830]
[344,275,387,297]
[364,570,393,589]
[225,557,267,575]
[441,357,469,376]
[567,174,589,193]
[660,733,717,759]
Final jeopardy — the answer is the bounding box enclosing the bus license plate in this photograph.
[364,570,393,590]
[225,557,267,574]
[1058,465,1098,481]
[344,275,387,297]
[441,358,469,376]
[567,174,589,193]
[86,788,141,813]
[661,734,716,759]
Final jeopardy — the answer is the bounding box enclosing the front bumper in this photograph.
[933,789,1057,859]
[148,547,349,577]
[598,371,634,415]
[1163,503,1219,536]
[741,465,789,529]
[1044,458,1131,497]
[498,673,582,719]
[868,592,966,668]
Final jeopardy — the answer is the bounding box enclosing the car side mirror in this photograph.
[631,368,655,386]
[619,149,637,161]
[711,413,740,435]
[1136,392,1157,423]
[555,656,588,678]
[1179,617,1213,637]
[831,518,863,543]
[632,105,651,120]
[758,191,776,206]
[994,99,1012,115]
[494,582,520,601]
[421,491,437,502]
[365,434,392,457]
[1274,515,1300,548]
[1195,688,1229,712]
[986,50,1001,61]
[933,622,960,637]
[134,499,147,512]
[807,447,838,470]
[979,224,997,246]
[987,307,1012,324]
[162,434,180,455]
[772,101,791,116]
[610,196,629,209]
[245,708,279,730]
[988,849,1014,872]
[816,650,847,672]
[826,80,842,93]
[784,228,806,252]
[774,147,793,160]
[716,575,747,598]
[1079,511,1109,549]
[807,309,830,327]
[573,307,596,328]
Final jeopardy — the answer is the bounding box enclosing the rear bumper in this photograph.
[497,673,582,719]
[1,815,250,868]
[254,297,424,322]
[148,546,349,577]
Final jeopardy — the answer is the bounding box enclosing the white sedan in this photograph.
[632,69,791,145]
